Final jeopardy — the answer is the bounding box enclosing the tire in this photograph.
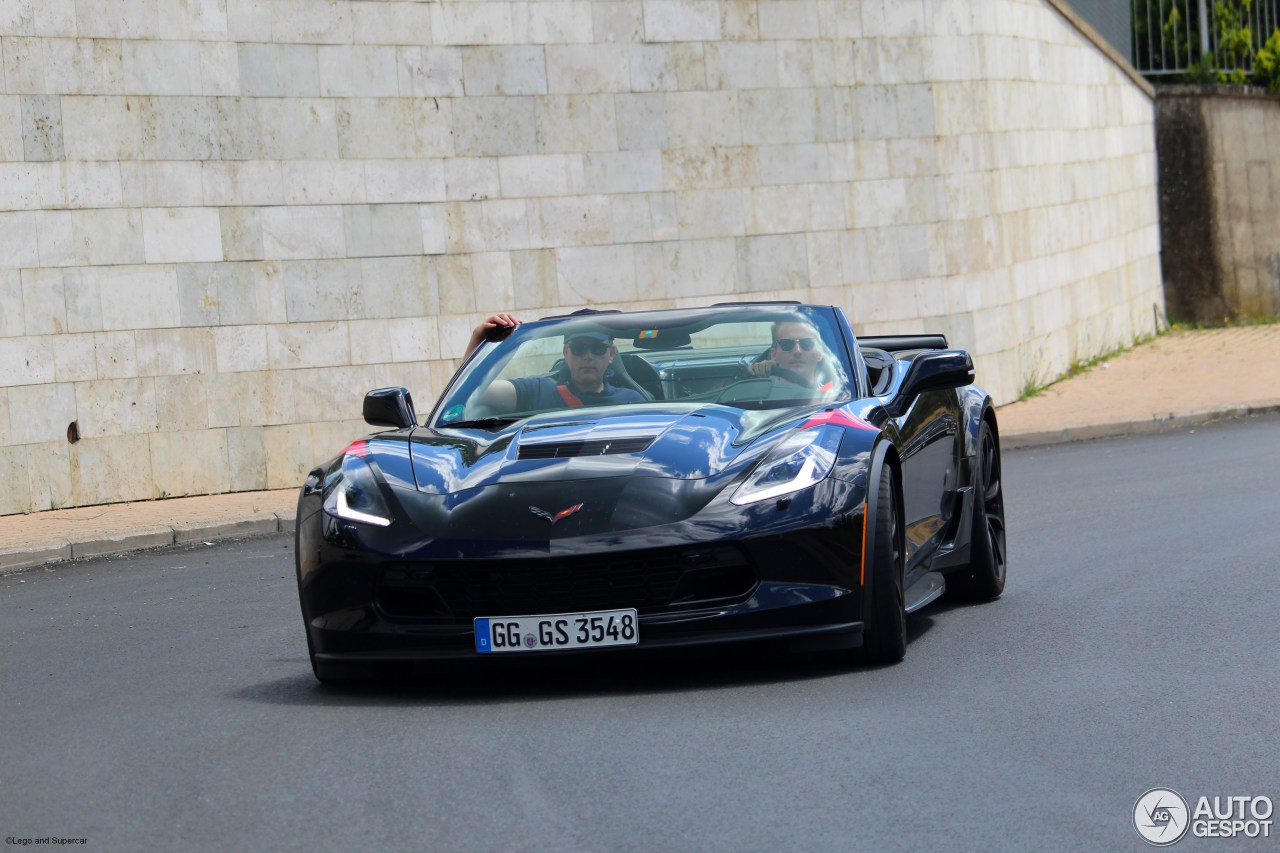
[861,461,906,664]
[296,516,364,685]
[948,419,1006,601]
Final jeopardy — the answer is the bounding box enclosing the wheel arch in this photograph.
[981,401,1000,447]
[956,386,996,459]
[858,435,908,662]
[866,437,903,553]
[861,436,903,606]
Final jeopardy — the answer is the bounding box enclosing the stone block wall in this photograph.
[0,0,1162,514]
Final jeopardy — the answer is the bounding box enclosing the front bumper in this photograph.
[301,534,866,663]
[311,604,865,668]
[296,477,868,663]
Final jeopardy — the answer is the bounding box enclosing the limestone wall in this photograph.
[0,0,1162,514]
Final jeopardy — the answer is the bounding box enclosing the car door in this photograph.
[892,390,961,567]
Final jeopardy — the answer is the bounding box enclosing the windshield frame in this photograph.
[427,304,857,429]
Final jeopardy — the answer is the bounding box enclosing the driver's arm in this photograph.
[747,360,775,377]
[473,379,518,414]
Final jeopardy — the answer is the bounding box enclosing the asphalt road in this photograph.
[3,414,1279,852]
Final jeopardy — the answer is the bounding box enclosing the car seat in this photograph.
[860,348,895,396]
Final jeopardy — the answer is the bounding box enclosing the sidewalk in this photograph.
[2,325,1278,575]
[995,324,1280,446]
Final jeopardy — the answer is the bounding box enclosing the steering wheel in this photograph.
[716,375,817,404]
[768,366,812,388]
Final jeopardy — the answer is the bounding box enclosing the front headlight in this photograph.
[323,454,393,527]
[731,425,842,506]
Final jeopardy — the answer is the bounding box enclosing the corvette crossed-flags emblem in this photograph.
[528,503,584,525]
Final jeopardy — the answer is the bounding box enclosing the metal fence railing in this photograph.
[1133,0,1280,76]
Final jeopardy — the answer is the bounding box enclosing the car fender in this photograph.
[957,386,995,458]
[860,436,901,625]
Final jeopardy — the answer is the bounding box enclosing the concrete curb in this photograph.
[0,512,296,576]
[0,542,72,574]
[172,513,282,544]
[1002,402,1280,450]
[72,528,176,559]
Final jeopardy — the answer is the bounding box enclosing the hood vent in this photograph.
[518,435,655,460]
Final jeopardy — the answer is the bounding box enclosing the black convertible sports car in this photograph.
[295,303,1006,681]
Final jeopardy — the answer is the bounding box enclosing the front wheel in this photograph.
[948,419,1006,600]
[861,461,906,664]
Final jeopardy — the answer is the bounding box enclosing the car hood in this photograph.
[405,404,810,496]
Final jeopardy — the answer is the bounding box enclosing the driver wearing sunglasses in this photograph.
[479,330,646,412]
[747,320,832,390]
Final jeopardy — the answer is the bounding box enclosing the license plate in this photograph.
[474,609,639,654]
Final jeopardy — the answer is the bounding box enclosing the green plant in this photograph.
[1162,2,1195,64]
[1256,28,1280,92]
[1185,53,1221,83]
[1144,0,1279,88]
[1134,0,1199,69]
[1017,374,1048,402]
[1062,335,1151,379]
[1167,2,1192,65]
[1213,0,1255,82]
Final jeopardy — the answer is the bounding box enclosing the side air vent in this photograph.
[518,436,655,460]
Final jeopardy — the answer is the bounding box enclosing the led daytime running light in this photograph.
[730,425,841,506]
[324,454,395,527]
[335,487,392,527]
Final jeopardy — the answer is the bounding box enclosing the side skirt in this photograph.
[904,571,946,614]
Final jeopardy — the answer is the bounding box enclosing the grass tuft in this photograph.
[1015,316,1278,404]
[1015,330,1164,403]
[1168,314,1280,332]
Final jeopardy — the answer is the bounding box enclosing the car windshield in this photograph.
[433,306,854,426]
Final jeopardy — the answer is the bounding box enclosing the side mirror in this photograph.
[888,350,974,414]
[363,387,417,430]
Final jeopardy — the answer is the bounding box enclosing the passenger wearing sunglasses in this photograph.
[747,320,833,390]
[478,329,645,413]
